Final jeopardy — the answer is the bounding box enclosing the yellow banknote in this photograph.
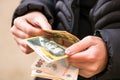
[26,30,80,62]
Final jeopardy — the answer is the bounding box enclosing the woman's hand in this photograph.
[65,36,108,78]
[10,11,52,54]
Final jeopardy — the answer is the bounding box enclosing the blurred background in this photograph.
[0,0,37,80]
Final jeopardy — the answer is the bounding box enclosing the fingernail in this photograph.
[65,48,72,55]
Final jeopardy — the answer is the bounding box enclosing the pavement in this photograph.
[0,0,37,80]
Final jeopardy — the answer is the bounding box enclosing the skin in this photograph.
[65,36,108,78]
[10,11,52,53]
[10,11,108,78]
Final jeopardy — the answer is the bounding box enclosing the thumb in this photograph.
[65,36,94,55]
[34,14,52,30]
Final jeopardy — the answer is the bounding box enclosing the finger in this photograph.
[67,50,89,63]
[19,45,33,54]
[67,45,99,63]
[69,61,86,68]
[69,61,93,71]
[10,26,29,39]
[71,62,97,78]
[13,36,33,54]
[32,16,52,30]
[65,36,96,55]
[79,69,94,78]
[14,17,43,36]
[25,12,52,30]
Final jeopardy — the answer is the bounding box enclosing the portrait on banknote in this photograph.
[26,36,68,62]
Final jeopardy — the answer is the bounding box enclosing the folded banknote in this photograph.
[25,30,80,80]
[25,30,80,63]
[31,56,79,80]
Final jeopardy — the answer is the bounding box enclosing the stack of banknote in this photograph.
[25,30,80,80]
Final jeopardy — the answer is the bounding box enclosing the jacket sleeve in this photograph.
[12,0,55,25]
[90,0,120,79]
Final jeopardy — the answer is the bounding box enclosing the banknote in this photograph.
[31,70,63,80]
[31,56,79,80]
[26,36,68,63]
[25,30,80,80]
[41,30,80,47]
[25,30,80,63]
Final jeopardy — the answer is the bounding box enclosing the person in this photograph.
[10,0,120,80]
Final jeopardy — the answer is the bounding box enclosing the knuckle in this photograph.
[26,28,32,35]
[79,69,95,78]
[10,26,17,35]
[10,27,14,33]
[88,64,101,76]
[20,45,31,54]
[24,34,29,38]
[22,49,30,54]
[23,43,33,54]
[91,66,98,73]
[86,36,94,41]
[87,54,96,63]
[14,17,22,25]
[22,49,29,54]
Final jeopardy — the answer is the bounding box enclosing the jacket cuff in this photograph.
[94,29,120,79]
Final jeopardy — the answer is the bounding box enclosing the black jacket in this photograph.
[12,0,120,80]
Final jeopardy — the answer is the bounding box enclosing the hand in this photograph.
[65,36,108,78]
[10,11,52,54]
